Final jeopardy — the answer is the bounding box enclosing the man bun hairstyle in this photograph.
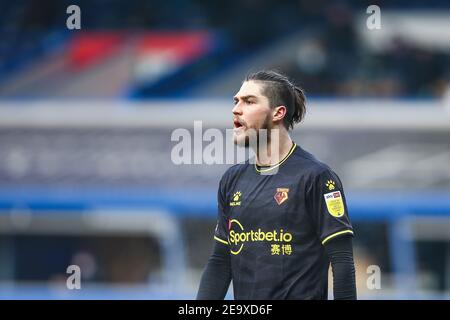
[245,70,306,130]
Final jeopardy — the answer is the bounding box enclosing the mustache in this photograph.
[234,117,248,127]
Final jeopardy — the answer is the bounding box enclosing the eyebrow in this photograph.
[233,95,258,101]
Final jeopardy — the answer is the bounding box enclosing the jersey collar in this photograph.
[254,142,297,173]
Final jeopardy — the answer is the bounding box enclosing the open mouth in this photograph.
[233,119,244,129]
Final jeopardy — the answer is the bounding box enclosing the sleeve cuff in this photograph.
[321,229,354,245]
[214,235,229,245]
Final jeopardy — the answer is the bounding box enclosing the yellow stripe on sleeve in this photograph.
[321,230,354,245]
[214,235,229,245]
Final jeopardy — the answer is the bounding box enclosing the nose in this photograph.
[232,101,242,116]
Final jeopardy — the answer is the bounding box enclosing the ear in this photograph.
[272,105,287,123]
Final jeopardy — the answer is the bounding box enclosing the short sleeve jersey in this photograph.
[214,142,354,299]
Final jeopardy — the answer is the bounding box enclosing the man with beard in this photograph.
[197,70,356,300]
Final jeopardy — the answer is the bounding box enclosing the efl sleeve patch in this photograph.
[323,191,345,218]
[306,168,353,244]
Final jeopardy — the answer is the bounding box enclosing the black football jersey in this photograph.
[213,142,354,299]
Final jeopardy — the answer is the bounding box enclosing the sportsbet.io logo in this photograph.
[228,219,293,255]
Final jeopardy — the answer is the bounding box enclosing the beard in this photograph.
[234,114,273,148]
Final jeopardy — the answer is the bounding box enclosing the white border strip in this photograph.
[0,99,449,130]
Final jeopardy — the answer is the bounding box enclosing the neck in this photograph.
[255,128,293,167]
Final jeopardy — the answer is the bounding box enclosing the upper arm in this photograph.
[306,168,354,245]
[214,175,230,246]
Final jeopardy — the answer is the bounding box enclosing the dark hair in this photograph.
[245,70,306,130]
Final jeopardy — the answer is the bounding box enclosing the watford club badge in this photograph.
[274,188,289,205]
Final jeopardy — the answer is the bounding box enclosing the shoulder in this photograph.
[289,146,345,195]
[219,162,249,187]
[291,145,335,179]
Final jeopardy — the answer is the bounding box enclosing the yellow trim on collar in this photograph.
[254,142,297,173]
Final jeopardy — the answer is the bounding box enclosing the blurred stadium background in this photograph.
[1,0,450,299]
